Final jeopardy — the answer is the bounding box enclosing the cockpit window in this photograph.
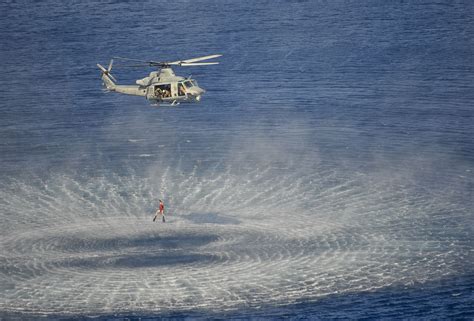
[178,83,186,96]
[184,80,193,88]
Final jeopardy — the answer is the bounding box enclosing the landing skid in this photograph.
[151,100,180,107]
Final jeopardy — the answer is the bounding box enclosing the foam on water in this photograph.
[1,159,471,317]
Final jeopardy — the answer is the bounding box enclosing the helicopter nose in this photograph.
[187,86,205,99]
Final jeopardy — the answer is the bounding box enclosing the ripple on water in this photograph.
[0,160,472,317]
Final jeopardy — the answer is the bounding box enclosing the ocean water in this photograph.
[1,0,473,319]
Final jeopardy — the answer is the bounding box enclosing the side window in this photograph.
[154,84,171,99]
[178,83,186,96]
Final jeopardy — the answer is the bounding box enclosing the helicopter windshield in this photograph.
[183,80,197,89]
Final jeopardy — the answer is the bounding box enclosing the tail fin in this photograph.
[97,60,117,91]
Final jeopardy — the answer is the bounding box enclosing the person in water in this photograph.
[153,200,165,222]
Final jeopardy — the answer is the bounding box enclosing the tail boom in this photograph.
[97,61,145,96]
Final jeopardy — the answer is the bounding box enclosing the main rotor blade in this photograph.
[179,62,220,66]
[114,57,166,67]
[182,54,222,63]
[113,56,155,64]
[169,54,222,65]
[113,54,222,67]
[114,63,151,68]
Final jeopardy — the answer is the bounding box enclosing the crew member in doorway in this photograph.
[153,199,165,222]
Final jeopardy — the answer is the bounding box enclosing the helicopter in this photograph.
[97,54,221,105]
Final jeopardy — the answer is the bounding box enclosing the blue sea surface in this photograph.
[0,1,473,319]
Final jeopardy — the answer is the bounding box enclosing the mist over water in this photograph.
[1,0,473,319]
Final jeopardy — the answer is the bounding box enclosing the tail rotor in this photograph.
[97,59,117,82]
